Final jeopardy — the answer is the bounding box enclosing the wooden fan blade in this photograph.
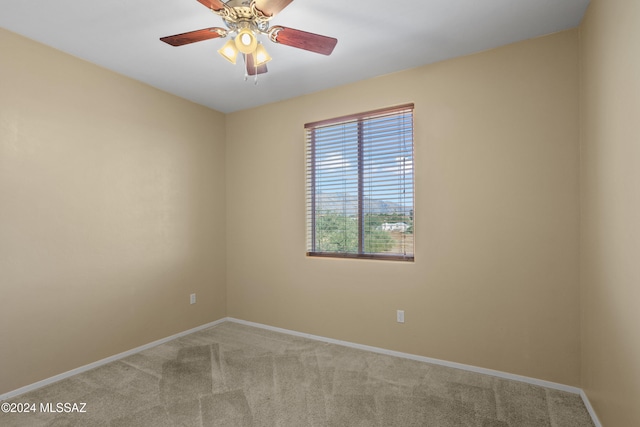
[245,53,268,76]
[255,0,294,17]
[160,27,226,46]
[196,0,226,11]
[271,26,337,55]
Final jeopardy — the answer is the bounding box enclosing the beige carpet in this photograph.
[1,322,594,426]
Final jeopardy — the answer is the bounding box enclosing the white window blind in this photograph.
[305,104,414,261]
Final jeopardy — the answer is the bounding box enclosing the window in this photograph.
[305,104,414,261]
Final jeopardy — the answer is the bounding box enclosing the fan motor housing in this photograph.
[218,0,271,32]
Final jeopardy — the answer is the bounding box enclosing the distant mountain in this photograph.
[315,192,410,215]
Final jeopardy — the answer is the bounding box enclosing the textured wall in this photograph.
[226,30,581,385]
[1,25,590,399]
[0,29,227,394]
[579,0,640,425]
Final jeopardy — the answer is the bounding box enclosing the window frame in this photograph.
[305,103,415,262]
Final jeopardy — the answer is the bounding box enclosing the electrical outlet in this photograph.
[190,293,196,305]
[397,310,405,323]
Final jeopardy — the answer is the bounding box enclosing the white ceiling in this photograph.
[0,0,590,113]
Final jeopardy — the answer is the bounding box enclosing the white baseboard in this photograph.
[1,316,602,427]
[580,389,603,427]
[0,318,226,402]
[227,318,580,393]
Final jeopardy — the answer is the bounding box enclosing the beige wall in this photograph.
[579,0,640,425]
[3,22,601,401]
[0,29,227,395]
[226,30,581,385]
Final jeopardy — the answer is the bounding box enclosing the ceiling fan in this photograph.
[160,0,338,77]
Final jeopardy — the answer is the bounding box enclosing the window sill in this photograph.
[306,252,414,262]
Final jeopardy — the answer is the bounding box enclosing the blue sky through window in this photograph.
[313,114,413,215]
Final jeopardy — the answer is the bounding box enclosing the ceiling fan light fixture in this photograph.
[218,39,239,64]
[235,27,257,54]
[254,43,272,66]
[160,0,338,80]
